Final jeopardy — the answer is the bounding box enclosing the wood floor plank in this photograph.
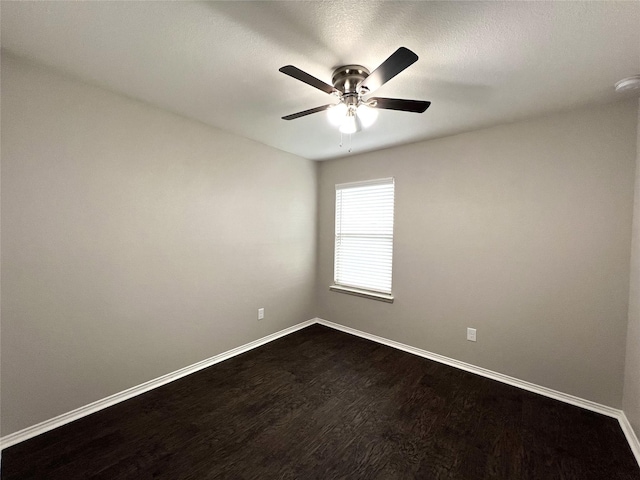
[3,324,639,479]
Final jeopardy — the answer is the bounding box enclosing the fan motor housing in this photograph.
[332,65,370,94]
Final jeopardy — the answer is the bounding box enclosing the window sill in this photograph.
[329,285,394,303]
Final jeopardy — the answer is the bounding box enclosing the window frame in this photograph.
[331,177,395,303]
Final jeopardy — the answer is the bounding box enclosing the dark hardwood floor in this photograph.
[3,324,639,479]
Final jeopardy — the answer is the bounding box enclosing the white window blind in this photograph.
[334,177,395,295]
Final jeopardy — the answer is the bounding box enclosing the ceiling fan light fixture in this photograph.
[356,104,378,128]
[280,47,430,138]
[339,110,359,134]
[330,102,377,133]
[327,103,348,126]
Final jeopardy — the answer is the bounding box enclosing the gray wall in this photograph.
[624,99,640,438]
[1,54,317,436]
[317,101,638,408]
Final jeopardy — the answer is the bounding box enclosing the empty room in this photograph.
[2,1,640,479]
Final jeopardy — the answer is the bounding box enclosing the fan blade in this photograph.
[370,97,431,113]
[282,104,333,120]
[279,65,337,95]
[359,47,418,94]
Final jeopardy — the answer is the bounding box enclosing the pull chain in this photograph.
[338,132,353,153]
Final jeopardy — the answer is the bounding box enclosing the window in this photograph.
[332,177,395,302]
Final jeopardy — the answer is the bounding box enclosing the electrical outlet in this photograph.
[467,327,477,342]
[258,308,264,320]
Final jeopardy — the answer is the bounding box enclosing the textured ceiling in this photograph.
[2,1,639,161]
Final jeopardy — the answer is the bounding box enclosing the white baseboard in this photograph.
[0,319,316,450]
[619,412,640,467]
[315,318,640,468]
[3,316,640,470]
[315,319,620,417]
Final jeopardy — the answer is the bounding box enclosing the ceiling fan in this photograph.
[279,47,430,134]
